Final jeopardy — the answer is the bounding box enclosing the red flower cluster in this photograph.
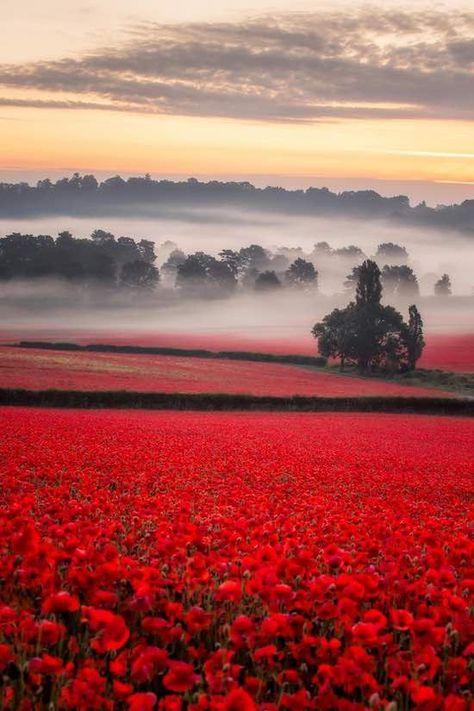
[0,408,473,709]
[0,346,454,397]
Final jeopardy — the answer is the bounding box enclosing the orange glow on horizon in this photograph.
[1,106,473,185]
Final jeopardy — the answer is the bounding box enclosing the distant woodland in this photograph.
[0,175,473,234]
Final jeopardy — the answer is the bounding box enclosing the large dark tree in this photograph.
[312,259,424,372]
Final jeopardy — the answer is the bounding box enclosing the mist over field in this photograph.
[2,207,472,286]
[1,208,473,345]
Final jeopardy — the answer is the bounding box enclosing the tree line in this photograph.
[0,174,473,236]
[0,231,452,297]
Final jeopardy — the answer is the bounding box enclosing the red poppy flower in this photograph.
[113,680,134,699]
[42,591,80,615]
[216,580,242,603]
[36,620,66,646]
[223,688,257,711]
[186,606,212,634]
[163,661,199,693]
[82,607,130,653]
[351,622,379,646]
[128,692,157,711]
[390,609,414,631]
[410,684,437,706]
[131,646,168,683]
[29,654,63,676]
[159,696,183,711]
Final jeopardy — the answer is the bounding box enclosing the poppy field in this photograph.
[419,335,474,374]
[0,347,454,398]
[1,328,473,373]
[0,407,473,710]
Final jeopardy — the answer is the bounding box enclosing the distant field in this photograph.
[419,333,474,372]
[0,346,454,397]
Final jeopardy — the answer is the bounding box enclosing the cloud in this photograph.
[0,7,473,122]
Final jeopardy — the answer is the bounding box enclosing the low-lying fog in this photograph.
[1,209,473,340]
[2,209,472,292]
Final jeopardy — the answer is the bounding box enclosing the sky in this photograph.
[1,0,474,204]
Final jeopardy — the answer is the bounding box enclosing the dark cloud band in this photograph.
[1,8,473,122]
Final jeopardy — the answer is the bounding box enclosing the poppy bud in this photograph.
[369,693,380,708]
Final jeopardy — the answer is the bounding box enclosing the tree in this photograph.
[119,260,160,290]
[207,260,238,294]
[156,240,179,265]
[285,258,318,290]
[137,239,156,264]
[311,307,355,369]
[312,259,423,373]
[334,245,366,262]
[355,260,383,306]
[375,243,408,264]
[269,253,290,273]
[349,301,407,373]
[381,265,419,298]
[434,274,452,296]
[239,244,271,273]
[175,254,207,291]
[344,265,361,292]
[312,242,332,258]
[254,271,282,291]
[219,249,242,277]
[241,267,259,290]
[403,305,425,370]
[353,260,404,371]
[91,229,115,246]
[162,249,186,276]
[176,252,237,296]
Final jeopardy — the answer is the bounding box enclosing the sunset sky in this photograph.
[1,0,474,203]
